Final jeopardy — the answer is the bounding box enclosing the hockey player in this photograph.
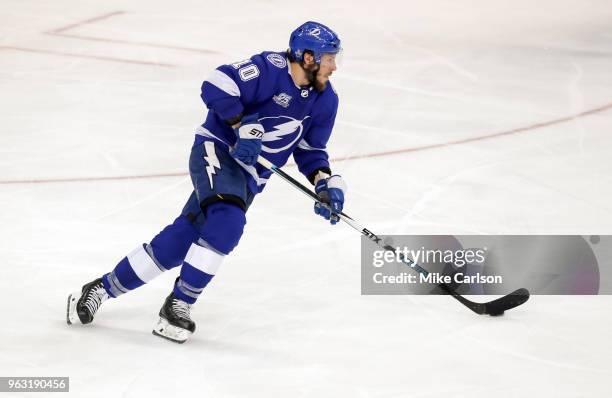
[67,21,346,343]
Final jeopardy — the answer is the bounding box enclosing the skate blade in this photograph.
[66,292,80,325]
[152,317,191,344]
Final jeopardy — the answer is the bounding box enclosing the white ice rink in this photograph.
[1,0,612,396]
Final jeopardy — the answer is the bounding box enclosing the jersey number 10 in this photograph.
[231,59,260,82]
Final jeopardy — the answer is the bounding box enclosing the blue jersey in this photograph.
[197,51,338,194]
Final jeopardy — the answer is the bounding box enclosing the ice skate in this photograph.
[66,277,109,325]
[152,293,196,344]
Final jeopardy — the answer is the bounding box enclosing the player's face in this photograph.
[314,53,338,91]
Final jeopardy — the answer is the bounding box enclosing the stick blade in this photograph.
[484,288,530,315]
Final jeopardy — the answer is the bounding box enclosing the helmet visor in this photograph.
[319,51,342,69]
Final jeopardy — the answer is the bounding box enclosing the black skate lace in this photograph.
[84,284,108,316]
[172,299,192,320]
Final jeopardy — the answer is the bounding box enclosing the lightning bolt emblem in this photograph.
[260,116,310,154]
[203,141,220,188]
[263,119,303,142]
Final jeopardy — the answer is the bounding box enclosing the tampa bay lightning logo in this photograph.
[260,116,310,154]
[266,53,287,68]
[309,28,321,38]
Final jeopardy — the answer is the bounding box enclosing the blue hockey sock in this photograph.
[101,215,199,297]
[102,244,166,297]
[173,242,224,304]
[200,201,246,254]
[173,202,246,304]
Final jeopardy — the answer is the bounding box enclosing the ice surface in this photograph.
[1,0,612,396]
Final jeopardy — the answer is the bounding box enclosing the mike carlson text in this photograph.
[372,272,503,285]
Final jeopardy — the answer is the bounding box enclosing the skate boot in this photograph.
[66,277,110,325]
[152,292,196,344]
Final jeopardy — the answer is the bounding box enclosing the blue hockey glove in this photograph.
[230,114,264,166]
[314,174,347,225]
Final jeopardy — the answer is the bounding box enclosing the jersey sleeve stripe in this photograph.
[205,69,241,97]
[297,138,326,151]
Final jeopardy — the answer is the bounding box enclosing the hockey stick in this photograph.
[257,157,530,316]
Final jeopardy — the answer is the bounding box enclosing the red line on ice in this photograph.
[332,102,612,162]
[0,172,188,185]
[0,46,176,67]
[51,33,221,55]
[45,11,220,56]
[1,102,611,185]
[46,11,126,35]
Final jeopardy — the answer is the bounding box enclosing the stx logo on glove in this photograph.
[247,127,264,139]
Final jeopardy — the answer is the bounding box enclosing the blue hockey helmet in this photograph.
[289,21,341,64]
